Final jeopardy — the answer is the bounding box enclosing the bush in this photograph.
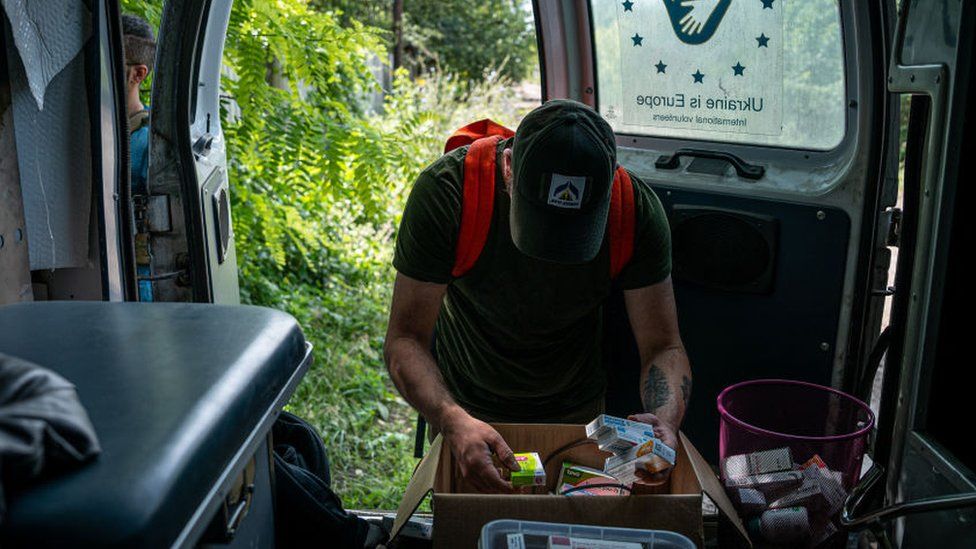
[123,0,535,509]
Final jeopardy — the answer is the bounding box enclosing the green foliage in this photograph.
[310,0,392,29]
[214,2,422,507]
[403,0,536,82]
[124,0,534,510]
[312,0,537,83]
[120,1,162,28]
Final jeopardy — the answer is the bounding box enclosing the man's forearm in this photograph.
[639,346,692,431]
[385,336,465,431]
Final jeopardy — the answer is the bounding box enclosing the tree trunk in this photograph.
[392,0,404,71]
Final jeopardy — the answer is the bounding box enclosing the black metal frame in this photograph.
[89,0,139,301]
[840,463,976,548]
[840,0,900,398]
[870,94,928,478]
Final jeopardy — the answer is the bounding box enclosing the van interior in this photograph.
[0,0,974,547]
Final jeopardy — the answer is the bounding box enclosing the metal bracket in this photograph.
[882,0,952,509]
[146,195,173,233]
[871,286,896,297]
[842,464,976,532]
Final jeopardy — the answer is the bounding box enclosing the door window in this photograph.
[592,0,846,150]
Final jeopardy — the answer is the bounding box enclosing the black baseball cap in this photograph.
[510,99,617,263]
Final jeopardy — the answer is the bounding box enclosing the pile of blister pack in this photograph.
[722,447,847,547]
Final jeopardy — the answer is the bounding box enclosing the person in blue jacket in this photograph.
[122,14,155,301]
[122,14,154,192]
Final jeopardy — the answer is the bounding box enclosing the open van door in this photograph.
[146,0,240,304]
[534,1,898,461]
[844,2,976,547]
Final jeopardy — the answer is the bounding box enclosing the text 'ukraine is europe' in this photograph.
[634,93,766,112]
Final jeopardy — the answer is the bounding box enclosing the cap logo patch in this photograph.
[547,174,586,209]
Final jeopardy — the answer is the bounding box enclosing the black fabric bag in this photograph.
[272,411,385,548]
[0,353,100,524]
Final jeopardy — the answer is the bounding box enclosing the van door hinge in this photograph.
[881,207,902,247]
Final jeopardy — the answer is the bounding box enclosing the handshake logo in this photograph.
[664,0,731,45]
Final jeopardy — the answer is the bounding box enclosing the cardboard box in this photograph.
[391,424,750,548]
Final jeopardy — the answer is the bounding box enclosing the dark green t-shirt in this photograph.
[393,138,671,421]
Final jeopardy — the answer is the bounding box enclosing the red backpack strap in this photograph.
[609,166,636,279]
[445,119,515,154]
[452,135,502,277]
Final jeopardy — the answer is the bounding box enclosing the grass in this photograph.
[283,264,419,510]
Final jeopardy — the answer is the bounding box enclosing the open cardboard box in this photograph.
[392,424,751,547]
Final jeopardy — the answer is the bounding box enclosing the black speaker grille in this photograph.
[671,208,777,293]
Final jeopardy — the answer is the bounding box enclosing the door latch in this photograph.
[192,133,215,157]
[881,207,902,247]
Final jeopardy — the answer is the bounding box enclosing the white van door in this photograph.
[149,0,239,304]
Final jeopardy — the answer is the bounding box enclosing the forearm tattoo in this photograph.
[642,364,671,413]
[680,375,692,406]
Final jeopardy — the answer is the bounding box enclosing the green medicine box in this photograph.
[511,452,547,487]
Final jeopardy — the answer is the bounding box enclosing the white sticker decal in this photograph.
[547,174,587,209]
[612,0,784,137]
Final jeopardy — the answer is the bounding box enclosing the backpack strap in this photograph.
[609,166,636,279]
[452,135,503,277]
[445,119,514,154]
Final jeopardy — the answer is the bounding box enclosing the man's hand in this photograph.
[628,413,678,484]
[384,274,521,494]
[441,409,519,494]
[628,413,678,451]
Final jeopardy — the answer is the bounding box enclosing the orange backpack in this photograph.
[445,119,636,278]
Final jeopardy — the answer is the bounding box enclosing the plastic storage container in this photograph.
[479,519,696,549]
[717,379,874,546]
